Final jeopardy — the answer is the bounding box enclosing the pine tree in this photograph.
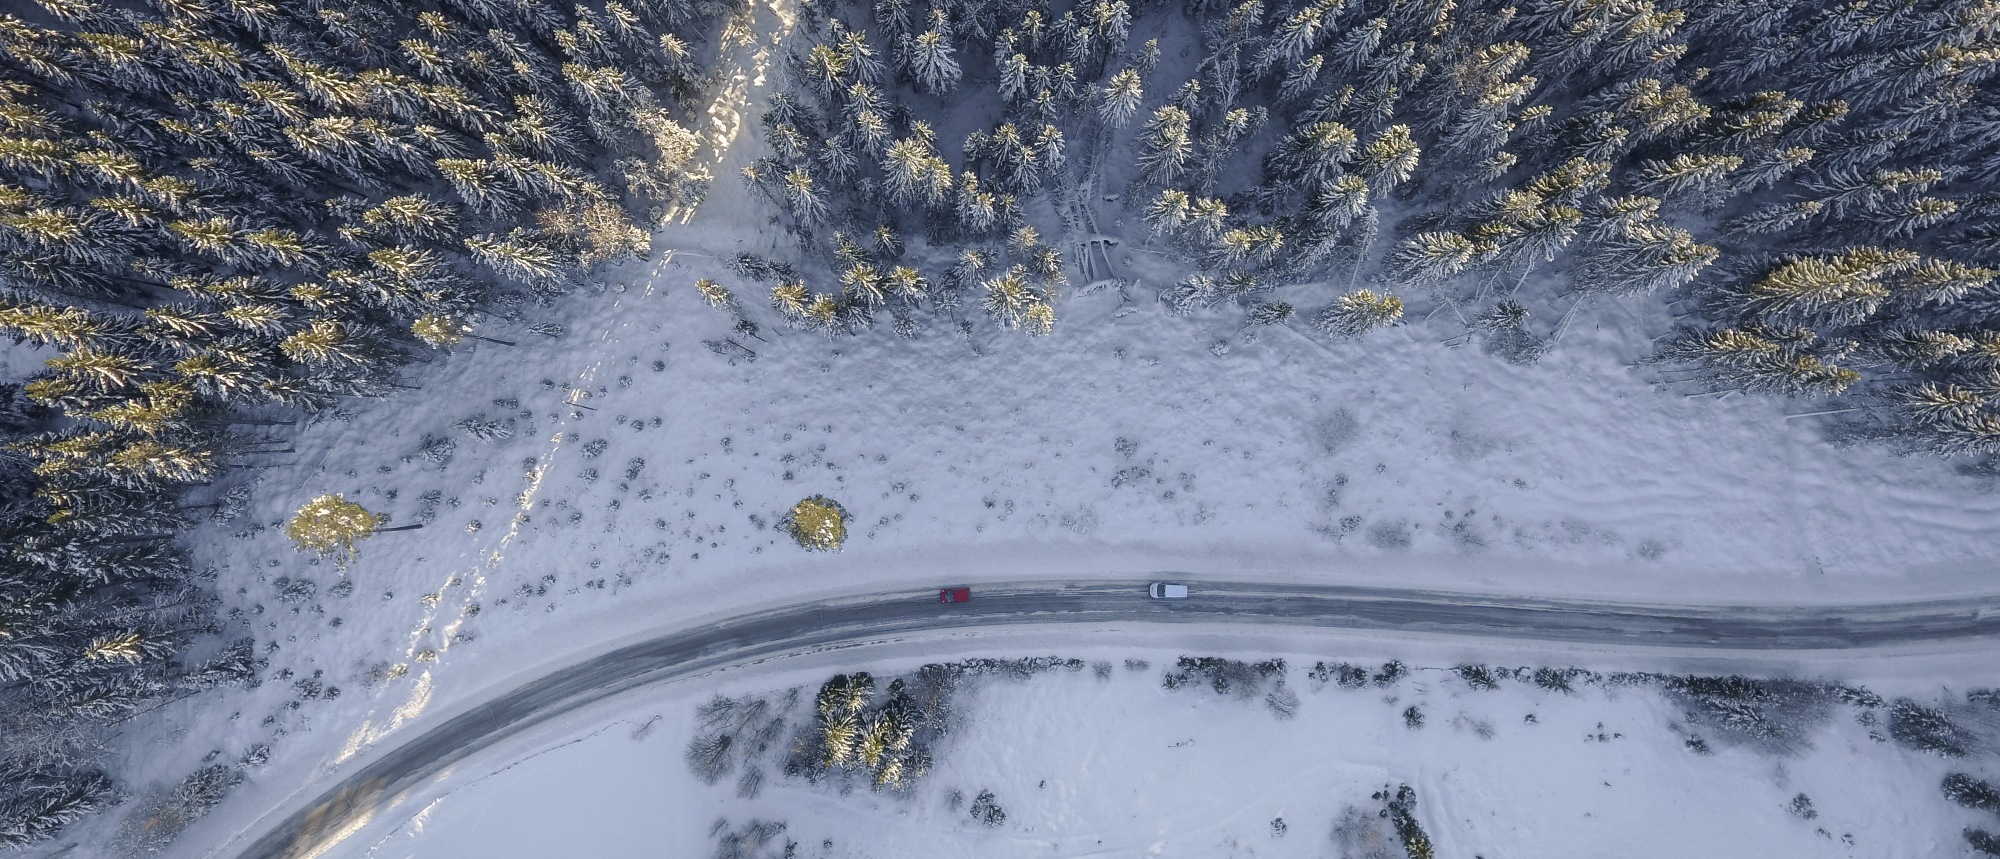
[1633,153,1746,205]
[1277,54,1325,105]
[1390,232,1485,285]
[1315,289,1405,336]
[1354,125,1421,194]
[0,769,117,848]
[1136,106,1194,185]
[980,266,1056,335]
[1575,223,1716,296]
[906,29,961,94]
[1728,249,1915,326]
[1267,121,1357,188]
[1100,69,1143,128]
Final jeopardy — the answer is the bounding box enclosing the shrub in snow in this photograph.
[1330,804,1399,859]
[121,766,242,853]
[272,578,316,604]
[688,695,786,786]
[1455,664,1500,690]
[181,638,263,690]
[955,657,1084,679]
[1162,657,1285,699]
[453,415,515,441]
[686,733,736,785]
[1307,661,1369,688]
[782,495,849,552]
[1265,683,1300,719]
[1888,698,1975,757]
[1662,675,1840,755]
[1969,829,2000,857]
[1375,784,1434,859]
[710,819,788,859]
[1788,793,1817,820]
[1968,827,2000,855]
[1945,773,2000,814]
[1372,661,1408,687]
[735,767,765,800]
[1532,667,1583,694]
[969,790,1006,827]
[284,494,414,565]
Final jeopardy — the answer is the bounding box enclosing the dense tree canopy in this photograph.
[0,0,727,843]
[722,0,1999,458]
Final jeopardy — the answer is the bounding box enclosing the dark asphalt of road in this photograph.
[224,579,2000,859]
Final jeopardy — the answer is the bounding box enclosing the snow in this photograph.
[311,643,1983,859]
[60,1,2000,855]
[136,241,2000,852]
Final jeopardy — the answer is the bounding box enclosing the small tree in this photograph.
[286,494,418,564]
[784,495,848,552]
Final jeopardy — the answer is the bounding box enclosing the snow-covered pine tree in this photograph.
[907,28,963,94]
[1315,289,1406,336]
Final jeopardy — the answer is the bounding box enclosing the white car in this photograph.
[1149,582,1189,599]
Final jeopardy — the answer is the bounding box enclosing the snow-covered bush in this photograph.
[1888,698,1975,758]
[968,790,1006,827]
[1945,773,2000,814]
[120,766,243,853]
[1161,656,1286,699]
[1662,675,1840,756]
[1308,661,1370,689]
[1969,828,2000,857]
[1455,664,1501,690]
[709,819,789,859]
[1376,784,1433,859]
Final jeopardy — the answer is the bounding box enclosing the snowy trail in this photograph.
[220,579,2000,859]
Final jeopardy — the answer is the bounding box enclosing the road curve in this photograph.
[225,579,2000,859]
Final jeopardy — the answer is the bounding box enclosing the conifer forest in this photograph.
[1,0,1999,849]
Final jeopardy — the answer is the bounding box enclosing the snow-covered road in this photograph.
[223,579,2000,859]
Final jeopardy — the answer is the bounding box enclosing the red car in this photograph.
[939,586,971,604]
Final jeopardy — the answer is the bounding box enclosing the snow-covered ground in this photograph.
[62,1,2000,855]
[131,230,2000,855]
[318,640,1990,859]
